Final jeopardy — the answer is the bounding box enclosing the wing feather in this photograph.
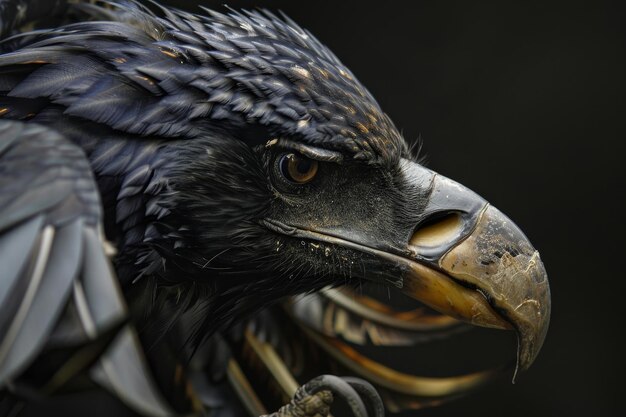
[80,226,126,333]
[0,219,81,381]
[91,326,176,417]
[0,214,43,310]
[0,121,109,383]
[0,121,180,417]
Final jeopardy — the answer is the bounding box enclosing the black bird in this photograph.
[0,1,551,416]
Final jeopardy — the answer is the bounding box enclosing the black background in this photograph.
[171,0,625,415]
[21,0,626,416]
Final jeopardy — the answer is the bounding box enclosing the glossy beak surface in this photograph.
[400,161,551,373]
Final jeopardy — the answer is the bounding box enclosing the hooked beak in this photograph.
[263,159,550,376]
[399,160,550,374]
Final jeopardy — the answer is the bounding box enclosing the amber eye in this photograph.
[279,153,319,184]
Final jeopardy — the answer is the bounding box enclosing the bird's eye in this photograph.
[279,153,318,184]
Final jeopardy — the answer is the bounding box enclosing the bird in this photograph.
[0,1,551,416]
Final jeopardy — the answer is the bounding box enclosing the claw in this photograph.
[261,383,332,417]
[341,377,385,417]
[263,375,385,417]
[298,375,368,417]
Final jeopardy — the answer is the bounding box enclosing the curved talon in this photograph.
[260,390,333,417]
[261,388,332,417]
[298,375,375,417]
[342,377,385,417]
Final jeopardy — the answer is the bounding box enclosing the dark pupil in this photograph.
[294,157,312,174]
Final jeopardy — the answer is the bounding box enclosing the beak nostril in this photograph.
[409,212,463,249]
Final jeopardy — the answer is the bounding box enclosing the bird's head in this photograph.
[122,6,551,374]
[4,2,548,376]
